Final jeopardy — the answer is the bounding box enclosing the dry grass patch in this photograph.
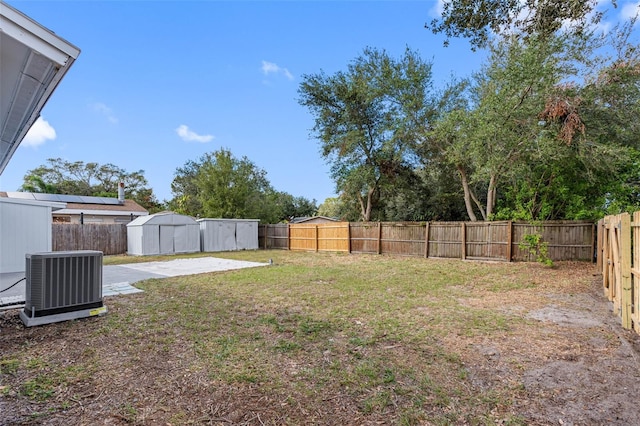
[2,251,638,425]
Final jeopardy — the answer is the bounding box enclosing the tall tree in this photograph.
[298,47,436,221]
[195,149,275,221]
[317,197,341,219]
[428,23,640,221]
[21,158,162,212]
[169,149,315,223]
[427,0,603,50]
[272,192,318,222]
[168,159,203,216]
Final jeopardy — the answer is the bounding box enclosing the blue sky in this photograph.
[1,0,639,206]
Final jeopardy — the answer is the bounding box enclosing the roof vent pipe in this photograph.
[118,182,125,204]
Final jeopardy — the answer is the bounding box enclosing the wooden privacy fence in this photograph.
[52,223,127,255]
[259,221,595,262]
[598,213,638,332]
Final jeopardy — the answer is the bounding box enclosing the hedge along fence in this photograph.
[259,220,596,262]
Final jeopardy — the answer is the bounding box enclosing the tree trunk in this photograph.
[358,187,375,222]
[486,174,497,219]
[457,166,478,222]
[469,188,487,221]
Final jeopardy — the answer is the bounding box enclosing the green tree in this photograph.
[19,175,59,194]
[431,24,640,221]
[170,149,313,223]
[272,192,317,222]
[299,47,437,221]
[167,159,203,216]
[21,158,162,212]
[317,197,341,218]
[428,34,591,220]
[427,0,602,50]
[195,149,275,221]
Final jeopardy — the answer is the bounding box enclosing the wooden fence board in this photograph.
[464,221,509,261]
[52,224,127,255]
[348,223,379,254]
[621,213,632,329]
[380,223,425,257]
[633,213,640,330]
[258,220,595,263]
[289,223,350,252]
[599,212,638,333]
[317,223,350,252]
[260,224,288,250]
[428,222,462,259]
[512,221,594,262]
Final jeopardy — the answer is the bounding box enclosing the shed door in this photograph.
[236,222,258,250]
[218,221,237,251]
[173,225,187,253]
[160,226,174,254]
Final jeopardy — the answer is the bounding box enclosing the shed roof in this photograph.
[197,218,259,223]
[127,212,197,227]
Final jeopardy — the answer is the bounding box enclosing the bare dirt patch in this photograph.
[451,263,640,425]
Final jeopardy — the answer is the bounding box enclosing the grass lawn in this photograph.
[0,251,618,425]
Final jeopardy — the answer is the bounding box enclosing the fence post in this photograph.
[347,222,352,254]
[377,222,382,255]
[424,222,430,259]
[315,225,319,252]
[287,224,291,250]
[591,222,596,264]
[621,213,632,329]
[506,221,513,262]
[265,225,270,250]
[461,222,466,260]
[596,220,602,271]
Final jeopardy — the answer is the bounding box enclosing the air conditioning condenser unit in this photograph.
[20,250,108,327]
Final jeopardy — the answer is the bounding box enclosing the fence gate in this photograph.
[600,214,632,329]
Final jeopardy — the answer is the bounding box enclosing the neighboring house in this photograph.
[0,192,148,224]
[290,216,339,224]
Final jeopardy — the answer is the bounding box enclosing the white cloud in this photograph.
[22,117,56,147]
[621,2,640,21]
[175,124,214,143]
[261,60,294,80]
[91,102,118,124]
[429,0,444,18]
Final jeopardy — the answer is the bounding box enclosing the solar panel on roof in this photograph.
[99,197,122,205]
[77,196,97,203]
[60,195,120,205]
[57,194,83,203]
[7,192,125,205]
[33,193,62,202]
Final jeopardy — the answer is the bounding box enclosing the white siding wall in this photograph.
[0,200,52,273]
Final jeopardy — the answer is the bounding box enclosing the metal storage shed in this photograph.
[198,218,259,252]
[126,212,200,256]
